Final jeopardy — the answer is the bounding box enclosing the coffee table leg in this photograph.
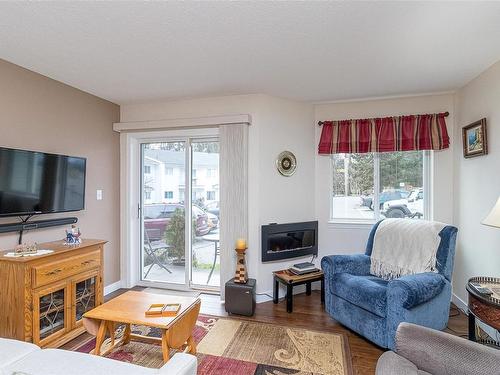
[106,321,115,346]
[286,284,293,313]
[161,329,170,363]
[94,320,107,356]
[123,323,131,345]
[273,277,279,304]
[187,335,197,354]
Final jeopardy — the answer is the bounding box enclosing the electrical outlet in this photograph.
[96,189,103,201]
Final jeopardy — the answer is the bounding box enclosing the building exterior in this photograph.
[143,149,219,206]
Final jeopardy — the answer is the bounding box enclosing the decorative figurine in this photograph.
[234,238,248,284]
[65,225,82,245]
[14,244,24,255]
[14,242,38,256]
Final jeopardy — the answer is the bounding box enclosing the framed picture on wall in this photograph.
[462,118,488,158]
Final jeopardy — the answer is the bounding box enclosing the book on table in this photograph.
[145,303,181,317]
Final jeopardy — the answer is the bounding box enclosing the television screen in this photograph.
[0,147,86,217]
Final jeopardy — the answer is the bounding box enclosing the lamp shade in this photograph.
[482,197,500,228]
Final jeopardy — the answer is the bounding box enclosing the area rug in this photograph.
[74,315,353,375]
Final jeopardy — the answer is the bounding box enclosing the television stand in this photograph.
[0,239,106,348]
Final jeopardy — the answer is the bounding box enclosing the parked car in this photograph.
[407,188,423,202]
[360,189,410,210]
[360,195,373,208]
[144,203,210,241]
[382,189,424,218]
[206,211,219,231]
[193,204,219,232]
[205,201,220,217]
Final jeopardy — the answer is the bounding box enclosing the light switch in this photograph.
[96,189,103,201]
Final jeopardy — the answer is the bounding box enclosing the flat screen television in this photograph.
[0,147,86,217]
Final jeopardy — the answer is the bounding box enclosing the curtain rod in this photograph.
[317,111,449,126]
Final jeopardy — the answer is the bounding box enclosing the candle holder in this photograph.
[234,247,248,284]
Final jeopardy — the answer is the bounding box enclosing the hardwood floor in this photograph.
[62,288,469,375]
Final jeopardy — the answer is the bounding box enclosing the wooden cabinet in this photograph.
[0,239,106,348]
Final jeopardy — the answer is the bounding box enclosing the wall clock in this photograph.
[276,151,297,177]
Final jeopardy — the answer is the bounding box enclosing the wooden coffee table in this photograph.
[83,290,201,363]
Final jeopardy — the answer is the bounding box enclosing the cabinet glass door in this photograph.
[74,275,97,322]
[36,286,67,343]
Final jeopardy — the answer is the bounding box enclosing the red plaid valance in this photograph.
[318,112,450,154]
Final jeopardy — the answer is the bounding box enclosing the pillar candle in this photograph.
[235,238,247,250]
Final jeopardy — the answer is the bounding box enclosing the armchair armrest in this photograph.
[395,323,500,375]
[388,272,445,309]
[321,254,371,276]
[158,353,197,375]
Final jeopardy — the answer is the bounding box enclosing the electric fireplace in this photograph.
[261,221,318,262]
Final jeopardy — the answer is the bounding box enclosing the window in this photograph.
[207,191,215,200]
[207,168,216,177]
[165,167,173,175]
[144,191,151,200]
[192,169,197,178]
[144,165,151,174]
[331,151,429,222]
[164,191,173,199]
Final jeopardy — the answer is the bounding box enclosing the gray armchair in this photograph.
[376,323,500,375]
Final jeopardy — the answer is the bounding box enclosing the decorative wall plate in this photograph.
[276,151,297,177]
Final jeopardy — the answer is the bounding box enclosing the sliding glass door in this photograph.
[140,138,220,290]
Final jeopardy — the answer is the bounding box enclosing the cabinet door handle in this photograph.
[47,269,62,276]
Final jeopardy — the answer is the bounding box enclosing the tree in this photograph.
[164,208,197,264]
[165,208,186,263]
[349,154,374,194]
[333,151,423,197]
[379,151,422,190]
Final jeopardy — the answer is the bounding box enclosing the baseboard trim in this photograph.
[452,292,468,314]
[104,280,123,296]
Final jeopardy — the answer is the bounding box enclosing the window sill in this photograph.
[327,220,375,229]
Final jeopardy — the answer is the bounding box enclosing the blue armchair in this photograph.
[321,220,458,349]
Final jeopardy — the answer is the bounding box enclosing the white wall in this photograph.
[121,91,464,299]
[453,61,500,304]
[120,94,316,295]
[314,94,456,261]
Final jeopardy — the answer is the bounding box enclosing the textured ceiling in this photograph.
[1,2,500,104]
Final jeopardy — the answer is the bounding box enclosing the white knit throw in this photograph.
[370,219,447,280]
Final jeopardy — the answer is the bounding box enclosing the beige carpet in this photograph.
[76,315,353,375]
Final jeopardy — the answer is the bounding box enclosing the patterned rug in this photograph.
[74,315,352,375]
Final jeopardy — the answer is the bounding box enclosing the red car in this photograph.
[144,203,210,241]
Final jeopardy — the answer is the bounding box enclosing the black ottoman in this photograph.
[224,278,256,316]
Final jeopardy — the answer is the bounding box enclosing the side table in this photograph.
[466,276,500,348]
[273,269,324,313]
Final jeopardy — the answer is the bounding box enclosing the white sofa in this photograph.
[0,338,197,375]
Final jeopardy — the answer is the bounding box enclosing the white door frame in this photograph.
[120,128,219,291]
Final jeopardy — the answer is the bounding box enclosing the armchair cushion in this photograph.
[321,254,371,276]
[395,323,500,375]
[375,351,421,375]
[388,272,446,310]
[332,273,389,317]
